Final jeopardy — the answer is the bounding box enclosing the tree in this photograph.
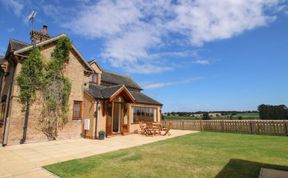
[40,37,72,140]
[17,47,43,144]
[202,112,211,120]
[258,104,288,120]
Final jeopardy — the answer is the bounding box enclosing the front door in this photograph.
[113,103,121,133]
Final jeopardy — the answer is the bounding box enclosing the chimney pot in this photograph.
[42,25,48,34]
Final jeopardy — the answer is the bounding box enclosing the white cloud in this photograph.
[0,0,24,16]
[64,1,142,38]
[60,0,283,73]
[142,77,204,89]
[170,0,280,46]
[194,60,210,65]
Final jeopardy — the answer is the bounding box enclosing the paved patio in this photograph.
[0,130,196,178]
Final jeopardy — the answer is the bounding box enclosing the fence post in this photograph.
[285,122,288,136]
[221,120,224,132]
[182,120,185,130]
[249,121,253,134]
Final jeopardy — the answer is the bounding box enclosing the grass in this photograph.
[44,132,288,178]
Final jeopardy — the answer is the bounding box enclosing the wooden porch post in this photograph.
[111,101,114,134]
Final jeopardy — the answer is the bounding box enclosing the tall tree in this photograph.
[17,47,43,144]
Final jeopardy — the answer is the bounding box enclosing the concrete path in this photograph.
[0,130,196,178]
[259,168,288,178]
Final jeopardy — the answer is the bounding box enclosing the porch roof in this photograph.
[86,84,162,106]
[85,84,135,102]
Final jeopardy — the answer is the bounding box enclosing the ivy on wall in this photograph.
[40,37,72,140]
[17,37,72,142]
[17,47,43,144]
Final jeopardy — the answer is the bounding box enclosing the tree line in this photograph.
[258,104,288,120]
[165,110,258,117]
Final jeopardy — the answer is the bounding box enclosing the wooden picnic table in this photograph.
[145,122,162,136]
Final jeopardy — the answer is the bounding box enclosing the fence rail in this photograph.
[162,120,288,136]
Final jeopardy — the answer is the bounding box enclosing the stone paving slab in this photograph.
[0,130,196,178]
[259,168,288,178]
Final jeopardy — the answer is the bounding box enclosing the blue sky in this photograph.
[0,0,288,112]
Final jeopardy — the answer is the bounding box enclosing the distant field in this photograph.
[163,112,259,120]
[233,113,259,118]
[163,115,198,120]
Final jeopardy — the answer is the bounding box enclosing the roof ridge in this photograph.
[102,70,132,79]
[103,84,122,89]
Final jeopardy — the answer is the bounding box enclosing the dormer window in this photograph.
[90,73,98,83]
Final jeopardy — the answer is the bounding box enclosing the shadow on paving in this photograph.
[215,159,288,178]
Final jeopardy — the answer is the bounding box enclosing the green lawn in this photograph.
[44,132,288,178]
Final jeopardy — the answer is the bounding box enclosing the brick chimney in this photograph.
[30,25,50,44]
[42,25,48,34]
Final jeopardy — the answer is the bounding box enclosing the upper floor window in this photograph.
[90,73,98,83]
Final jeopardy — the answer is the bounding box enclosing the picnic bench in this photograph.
[139,122,172,136]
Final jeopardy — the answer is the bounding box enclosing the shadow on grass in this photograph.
[215,159,288,178]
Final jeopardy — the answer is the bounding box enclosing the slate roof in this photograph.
[86,84,122,99]
[9,39,29,52]
[130,91,162,106]
[101,71,142,90]
[86,84,162,105]
[101,85,123,99]
[86,84,106,99]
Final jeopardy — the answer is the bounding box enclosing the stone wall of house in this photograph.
[6,43,90,145]
[83,92,96,139]
[90,62,102,85]
[96,101,106,137]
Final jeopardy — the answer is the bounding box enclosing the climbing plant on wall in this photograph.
[17,47,43,144]
[40,37,72,140]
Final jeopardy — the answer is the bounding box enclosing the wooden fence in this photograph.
[162,120,288,136]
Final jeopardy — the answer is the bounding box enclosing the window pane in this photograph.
[73,101,81,118]
[153,109,156,122]
[90,74,97,83]
[146,108,149,121]
[132,108,135,123]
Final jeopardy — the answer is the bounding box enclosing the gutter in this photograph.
[94,100,99,139]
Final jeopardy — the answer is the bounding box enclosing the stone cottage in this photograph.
[0,26,162,146]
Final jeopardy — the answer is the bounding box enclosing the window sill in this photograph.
[72,118,82,120]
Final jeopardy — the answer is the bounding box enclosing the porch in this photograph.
[83,84,162,139]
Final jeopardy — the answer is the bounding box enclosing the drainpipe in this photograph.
[2,56,17,146]
[94,100,99,139]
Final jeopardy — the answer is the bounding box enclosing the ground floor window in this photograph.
[73,101,82,119]
[132,107,156,123]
